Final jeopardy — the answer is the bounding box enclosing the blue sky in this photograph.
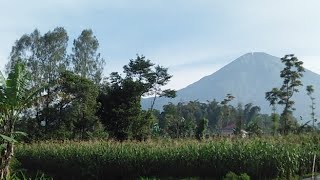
[1,0,320,89]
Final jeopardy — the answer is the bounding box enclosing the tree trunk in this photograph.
[0,142,14,179]
[150,94,157,112]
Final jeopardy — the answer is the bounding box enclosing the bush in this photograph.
[224,172,250,180]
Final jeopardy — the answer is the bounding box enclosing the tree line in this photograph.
[2,27,318,144]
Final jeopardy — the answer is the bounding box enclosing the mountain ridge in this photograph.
[142,52,320,122]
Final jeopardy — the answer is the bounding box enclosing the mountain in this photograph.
[142,52,320,121]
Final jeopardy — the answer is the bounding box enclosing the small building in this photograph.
[221,123,236,136]
[220,123,248,138]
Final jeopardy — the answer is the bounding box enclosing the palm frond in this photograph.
[6,63,29,106]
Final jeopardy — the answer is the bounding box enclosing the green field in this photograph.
[13,134,320,179]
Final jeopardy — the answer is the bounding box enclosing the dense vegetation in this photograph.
[13,135,320,179]
[4,27,318,142]
[0,27,319,178]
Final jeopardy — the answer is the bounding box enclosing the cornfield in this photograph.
[14,134,320,179]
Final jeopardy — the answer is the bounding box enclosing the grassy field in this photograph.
[13,134,320,179]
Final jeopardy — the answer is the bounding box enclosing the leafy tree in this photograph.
[266,54,305,135]
[166,115,186,138]
[147,65,176,111]
[235,103,244,135]
[279,55,304,134]
[244,103,261,125]
[97,73,142,141]
[123,55,176,110]
[131,110,156,141]
[70,29,105,84]
[157,99,275,136]
[217,94,235,131]
[306,85,317,129]
[0,63,43,178]
[265,88,281,135]
[98,55,175,140]
[206,99,220,131]
[158,102,193,138]
[246,120,263,136]
[58,71,102,140]
[158,103,177,133]
[8,29,46,134]
[196,118,208,140]
[7,27,69,136]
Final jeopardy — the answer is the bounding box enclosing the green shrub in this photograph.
[224,172,250,180]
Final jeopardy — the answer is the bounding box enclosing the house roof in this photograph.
[222,123,236,130]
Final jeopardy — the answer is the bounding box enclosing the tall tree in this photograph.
[278,55,304,134]
[7,29,43,117]
[7,27,69,137]
[97,73,142,141]
[39,27,69,134]
[196,118,208,140]
[244,103,261,125]
[266,54,304,135]
[70,29,105,84]
[147,65,176,111]
[123,55,176,110]
[217,94,235,131]
[235,103,244,135]
[98,55,175,140]
[59,71,102,140]
[306,85,316,129]
[265,88,281,135]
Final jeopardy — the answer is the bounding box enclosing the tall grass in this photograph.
[14,135,320,179]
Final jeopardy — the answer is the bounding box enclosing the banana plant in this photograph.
[0,62,44,179]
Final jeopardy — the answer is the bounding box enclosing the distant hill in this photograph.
[142,52,320,122]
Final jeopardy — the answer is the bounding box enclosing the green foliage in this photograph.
[14,135,320,179]
[266,54,305,135]
[265,88,281,135]
[131,111,155,141]
[70,29,105,84]
[98,77,142,141]
[245,121,262,136]
[218,94,235,131]
[59,71,101,140]
[235,103,244,135]
[10,170,53,180]
[147,65,177,110]
[224,172,250,180]
[271,113,280,135]
[98,55,175,141]
[7,27,69,139]
[6,27,109,141]
[196,118,208,140]
[0,63,43,178]
[157,100,275,136]
[306,85,317,129]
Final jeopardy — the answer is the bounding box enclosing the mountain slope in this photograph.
[142,52,320,121]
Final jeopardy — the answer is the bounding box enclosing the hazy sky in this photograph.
[1,0,320,89]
